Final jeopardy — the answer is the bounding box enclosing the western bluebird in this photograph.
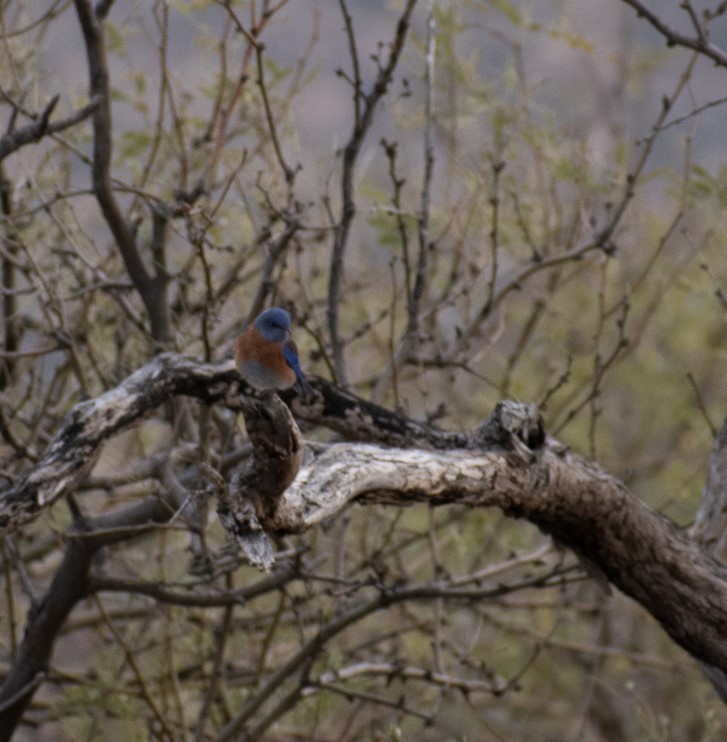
[235,307,309,394]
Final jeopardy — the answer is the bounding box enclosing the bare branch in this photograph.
[73,0,171,342]
[620,0,727,67]
[0,354,240,530]
[245,215,300,324]
[3,352,727,699]
[255,42,294,184]
[310,660,506,696]
[263,407,727,682]
[0,95,101,162]
[328,0,418,385]
[0,496,171,735]
[373,3,436,403]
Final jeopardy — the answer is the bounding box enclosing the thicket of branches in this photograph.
[2,1,727,740]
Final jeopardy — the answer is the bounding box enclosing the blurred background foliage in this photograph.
[2,0,727,739]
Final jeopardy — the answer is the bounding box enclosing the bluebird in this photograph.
[235,307,309,394]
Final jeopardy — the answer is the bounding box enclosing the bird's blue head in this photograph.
[254,307,292,343]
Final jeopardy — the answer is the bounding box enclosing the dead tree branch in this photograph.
[0,354,240,530]
[0,354,726,701]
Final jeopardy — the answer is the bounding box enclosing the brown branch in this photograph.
[337,0,362,125]
[194,586,234,742]
[620,0,727,67]
[89,562,298,607]
[3,355,727,709]
[217,393,304,570]
[0,167,18,390]
[72,0,171,343]
[0,95,102,162]
[372,5,436,403]
[288,375,472,449]
[0,497,171,737]
[0,354,241,531]
[689,414,727,701]
[255,42,294,183]
[327,0,419,386]
[245,215,301,324]
[260,405,727,691]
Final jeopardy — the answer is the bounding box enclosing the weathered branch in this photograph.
[691,416,727,700]
[218,393,304,570]
[0,354,240,530]
[0,352,483,532]
[2,353,727,703]
[263,418,727,678]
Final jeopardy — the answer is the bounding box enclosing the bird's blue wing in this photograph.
[283,340,309,393]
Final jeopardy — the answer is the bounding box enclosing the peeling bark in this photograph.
[2,353,727,715]
[260,421,727,676]
[0,354,240,530]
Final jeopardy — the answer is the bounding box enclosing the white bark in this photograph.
[273,444,504,531]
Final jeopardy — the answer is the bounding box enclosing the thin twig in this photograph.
[620,0,727,67]
[0,95,102,162]
[328,0,419,386]
[372,3,435,402]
